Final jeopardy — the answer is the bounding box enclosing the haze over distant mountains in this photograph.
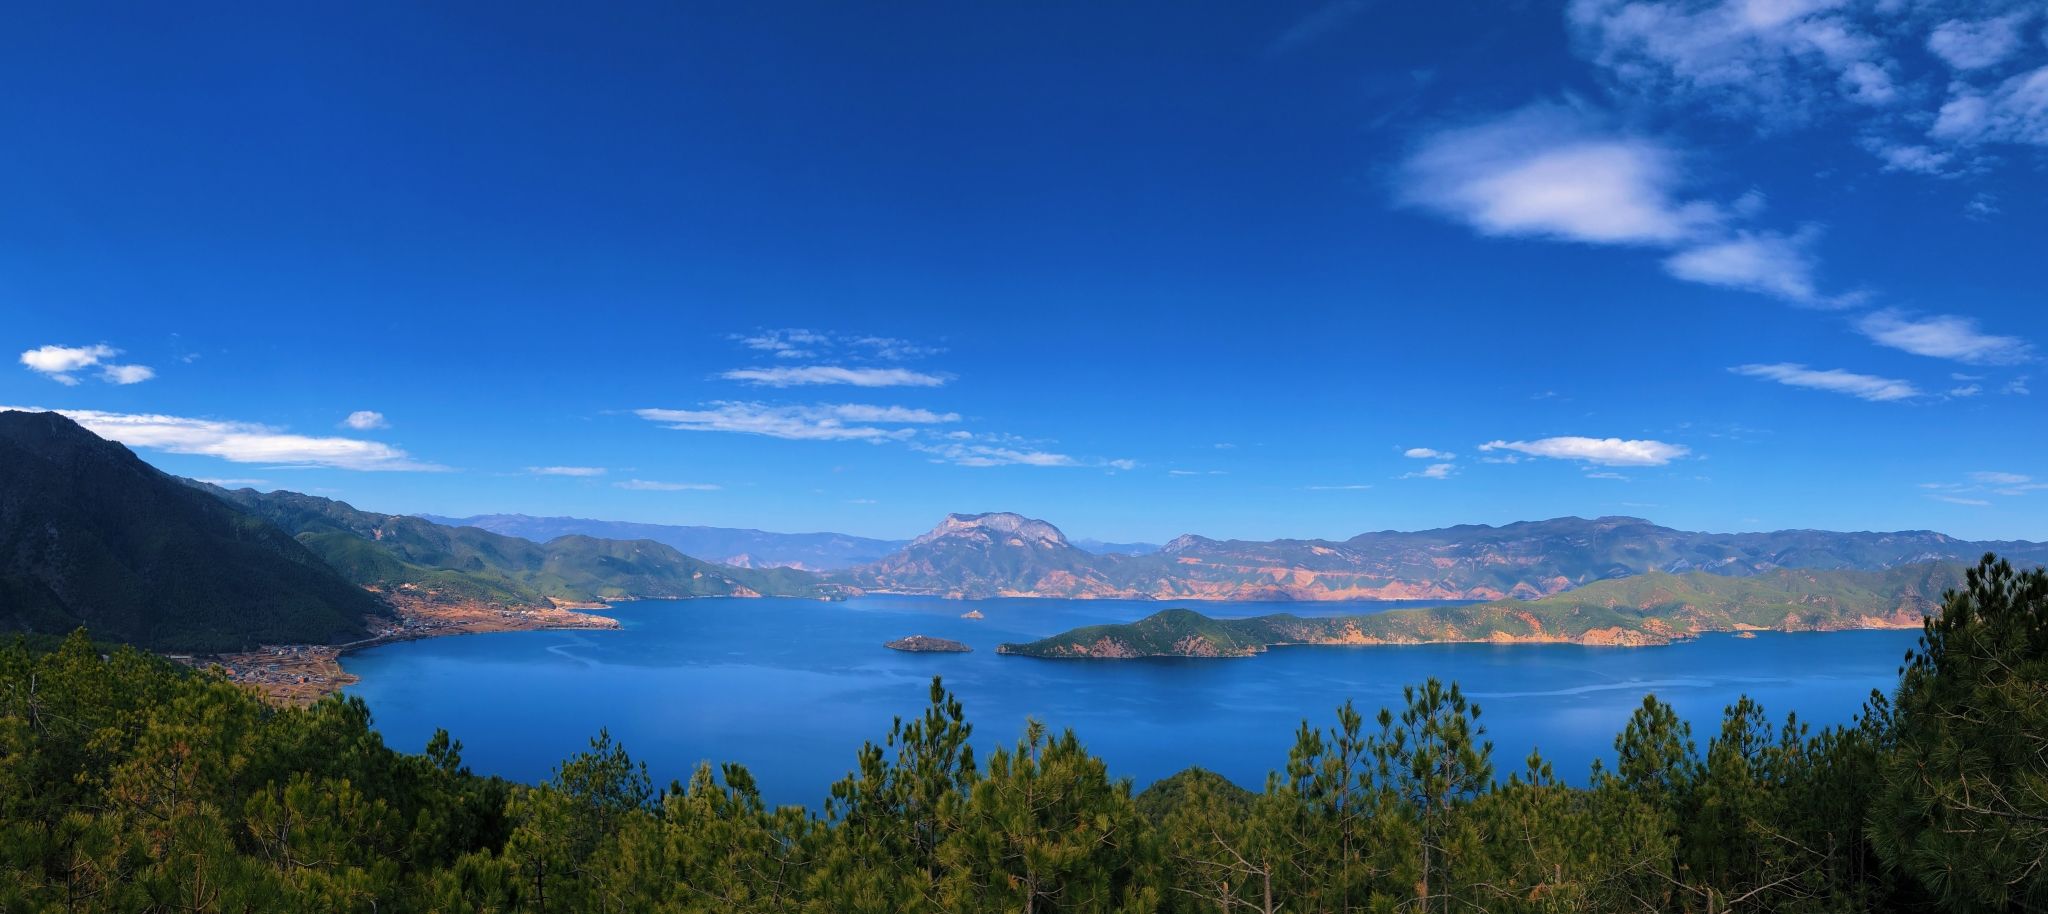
[839,511,2048,602]
[418,514,907,571]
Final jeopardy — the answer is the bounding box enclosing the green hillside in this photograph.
[0,411,384,651]
[999,563,1971,658]
[204,486,844,605]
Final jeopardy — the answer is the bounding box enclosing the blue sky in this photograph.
[4,1,2044,543]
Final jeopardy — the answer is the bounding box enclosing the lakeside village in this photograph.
[174,599,620,706]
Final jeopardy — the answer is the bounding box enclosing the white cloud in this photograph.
[1401,462,1457,479]
[1398,104,1722,246]
[1585,471,1630,480]
[19,344,153,386]
[732,329,941,362]
[1403,447,1455,459]
[1950,384,1983,397]
[1399,103,1856,305]
[1729,362,1921,401]
[1663,230,1826,304]
[824,404,961,423]
[1972,471,2031,485]
[20,344,114,374]
[0,406,445,471]
[1567,0,1889,126]
[635,402,955,442]
[1921,471,2046,498]
[343,410,390,430]
[1927,13,2033,71]
[1855,310,2033,365]
[1929,65,2048,146]
[528,466,607,477]
[1480,436,1691,466]
[1566,0,2048,170]
[1930,494,1991,506]
[614,479,720,491]
[721,366,948,388]
[913,441,1081,467]
[736,329,829,359]
[1839,61,1899,105]
[1859,138,1955,175]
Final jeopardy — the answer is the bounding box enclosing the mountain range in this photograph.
[7,409,2046,654]
[834,511,2048,601]
[997,562,1969,658]
[213,489,847,606]
[418,514,907,570]
[0,411,841,651]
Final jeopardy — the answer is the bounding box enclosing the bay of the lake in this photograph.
[341,595,1916,807]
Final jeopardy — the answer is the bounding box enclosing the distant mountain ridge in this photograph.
[213,490,847,605]
[0,411,384,651]
[998,562,1970,658]
[847,512,2048,602]
[419,514,906,571]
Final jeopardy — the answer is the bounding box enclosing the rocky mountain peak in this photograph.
[910,512,1071,549]
[1159,533,1217,554]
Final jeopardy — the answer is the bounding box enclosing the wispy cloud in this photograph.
[614,479,719,491]
[1480,436,1690,466]
[1855,310,2033,365]
[19,343,155,386]
[528,465,607,477]
[1567,0,1897,127]
[1729,363,1920,402]
[732,329,942,362]
[1927,13,2033,72]
[1922,471,2046,500]
[99,364,155,385]
[912,441,1075,467]
[1403,447,1455,459]
[1972,470,2030,485]
[736,329,830,359]
[635,402,956,442]
[1270,0,1371,54]
[1662,230,1830,305]
[1,406,445,471]
[1566,0,2048,171]
[721,366,948,388]
[342,410,389,430]
[1930,494,1991,506]
[1400,462,1457,480]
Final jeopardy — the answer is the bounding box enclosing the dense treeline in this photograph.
[3,556,2042,913]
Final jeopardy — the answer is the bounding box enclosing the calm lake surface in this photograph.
[342,596,1917,807]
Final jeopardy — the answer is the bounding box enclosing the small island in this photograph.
[885,634,972,653]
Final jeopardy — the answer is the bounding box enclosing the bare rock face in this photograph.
[909,512,1071,549]
[885,634,971,653]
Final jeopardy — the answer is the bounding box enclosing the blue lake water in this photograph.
[341,596,1918,807]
